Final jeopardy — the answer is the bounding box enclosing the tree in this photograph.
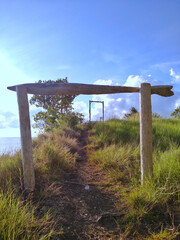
[171,106,180,119]
[152,112,162,119]
[124,107,138,119]
[30,78,84,131]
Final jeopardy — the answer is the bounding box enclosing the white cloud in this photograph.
[170,68,175,76]
[94,79,112,86]
[73,101,88,120]
[117,98,122,102]
[90,80,130,120]
[123,75,146,87]
[0,111,19,129]
[175,99,180,108]
[123,74,158,87]
[170,68,180,83]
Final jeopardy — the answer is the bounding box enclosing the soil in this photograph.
[35,130,125,240]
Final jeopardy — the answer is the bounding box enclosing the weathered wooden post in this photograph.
[102,101,104,121]
[140,83,153,184]
[89,101,91,122]
[89,100,104,122]
[16,86,35,191]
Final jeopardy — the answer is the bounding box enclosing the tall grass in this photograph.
[88,144,140,184]
[33,127,79,176]
[87,117,180,238]
[0,152,22,191]
[89,118,139,147]
[0,125,79,239]
[0,187,54,240]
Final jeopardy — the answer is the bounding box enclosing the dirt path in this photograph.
[37,130,123,240]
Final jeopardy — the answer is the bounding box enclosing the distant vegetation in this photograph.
[171,106,180,119]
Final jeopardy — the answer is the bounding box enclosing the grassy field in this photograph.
[0,118,179,239]
[87,117,180,239]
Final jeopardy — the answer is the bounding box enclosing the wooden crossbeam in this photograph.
[7,83,174,97]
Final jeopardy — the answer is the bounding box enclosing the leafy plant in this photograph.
[171,106,180,119]
[124,107,138,119]
[30,78,84,131]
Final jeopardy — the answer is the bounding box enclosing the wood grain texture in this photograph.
[140,83,153,184]
[151,85,174,97]
[16,86,35,191]
[8,83,139,95]
[8,83,173,97]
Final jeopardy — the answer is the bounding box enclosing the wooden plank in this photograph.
[89,101,91,122]
[16,86,35,191]
[151,85,174,97]
[7,83,173,97]
[140,83,153,184]
[8,83,139,95]
[102,101,104,121]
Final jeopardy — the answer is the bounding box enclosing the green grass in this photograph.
[0,118,179,239]
[0,152,22,191]
[0,125,79,239]
[33,127,78,177]
[88,143,140,184]
[152,119,180,151]
[87,117,180,239]
[89,118,140,147]
[0,187,54,240]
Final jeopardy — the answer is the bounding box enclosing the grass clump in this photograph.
[0,186,54,240]
[0,152,22,191]
[153,147,180,186]
[33,127,79,176]
[89,144,140,184]
[144,227,178,239]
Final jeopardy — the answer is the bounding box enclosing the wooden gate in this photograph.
[7,82,174,191]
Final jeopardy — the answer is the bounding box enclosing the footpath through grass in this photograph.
[0,118,180,239]
[87,117,180,239]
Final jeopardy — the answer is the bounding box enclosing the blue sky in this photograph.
[0,0,180,137]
